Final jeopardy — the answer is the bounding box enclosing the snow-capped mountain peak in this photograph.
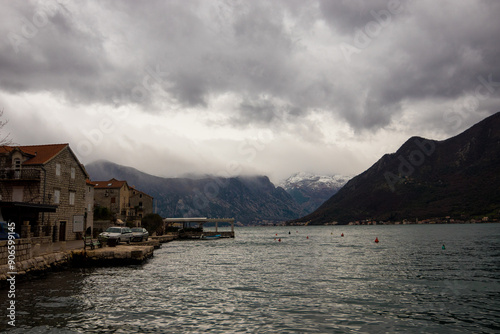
[278,172,353,215]
[279,172,352,191]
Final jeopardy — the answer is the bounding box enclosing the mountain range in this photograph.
[279,172,351,215]
[86,161,306,225]
[293,111,500,225]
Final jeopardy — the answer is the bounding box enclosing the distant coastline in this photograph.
[288,216,499,226]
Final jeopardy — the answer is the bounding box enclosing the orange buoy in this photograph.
[341,233,344,237]
[374,237,379,243]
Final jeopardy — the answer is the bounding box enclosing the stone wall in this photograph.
[30,236,52,246]
[0,250,69,283]
[93,219,113,235]
[0,239,32,266]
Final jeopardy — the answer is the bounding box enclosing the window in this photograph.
[56,163,61,176]
[69,192,75,205]
[71,167,75,179]
[111,197,116,204]
[14,159,21,179]
[54,189,60,204]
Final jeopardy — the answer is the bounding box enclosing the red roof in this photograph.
[93,178,129,189]
[1,144,69,165]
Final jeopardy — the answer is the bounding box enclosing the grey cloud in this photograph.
[0,0,499,136]
[318,0,406,34]
[228,97,305,128]
[328,0,500,130]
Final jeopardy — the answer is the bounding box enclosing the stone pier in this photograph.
[71,245,155,266]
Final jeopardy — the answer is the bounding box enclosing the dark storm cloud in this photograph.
[327,0,500,130]
[0,0,499,133]
[318,0,403,34]
[1,3,108,93]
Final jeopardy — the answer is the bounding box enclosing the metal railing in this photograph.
[0,167,41,181]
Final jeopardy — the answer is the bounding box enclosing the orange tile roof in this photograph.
[0,144,69,165]
[93,178,129,189]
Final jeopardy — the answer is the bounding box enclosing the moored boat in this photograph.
[200,234,221,240]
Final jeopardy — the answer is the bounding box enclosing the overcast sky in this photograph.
[1,0,499,183]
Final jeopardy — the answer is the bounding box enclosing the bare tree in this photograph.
[0,109,12,146]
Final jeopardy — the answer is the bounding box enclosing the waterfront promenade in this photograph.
[0,234,178,286]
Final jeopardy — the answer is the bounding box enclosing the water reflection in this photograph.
[2,224,500,333]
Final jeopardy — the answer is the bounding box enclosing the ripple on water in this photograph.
[4,224,500,333]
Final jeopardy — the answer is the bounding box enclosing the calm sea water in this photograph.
[2,224,499,333]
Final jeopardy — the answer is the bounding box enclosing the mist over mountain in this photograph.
[292,112,500,225]
[85,160,302,225]
[279,172,352,215]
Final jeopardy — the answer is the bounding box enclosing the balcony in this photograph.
[0,167,41,181]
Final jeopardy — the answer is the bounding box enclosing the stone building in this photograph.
[129,187,154,220]
[93,179,154,226]
[0,144,91,241]
[93,178,132,222]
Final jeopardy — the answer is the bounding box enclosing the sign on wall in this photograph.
[73,215,84,232]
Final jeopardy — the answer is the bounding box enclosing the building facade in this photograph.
[0,144,91,241]
[93,179,154,225]
[129,187,154,220]
[93,179,131,222]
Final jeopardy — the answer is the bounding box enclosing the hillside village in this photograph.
[0,143,155,242]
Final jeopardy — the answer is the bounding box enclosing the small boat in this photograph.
[200,234,221,240]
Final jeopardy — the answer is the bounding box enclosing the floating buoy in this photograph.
[276,233,278,236]
[442,244,446,250]
[307,236,309,239]
[278,238,281,242]
[374,237,379,243]
[341,233,344,237]
[289,231,291,234]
